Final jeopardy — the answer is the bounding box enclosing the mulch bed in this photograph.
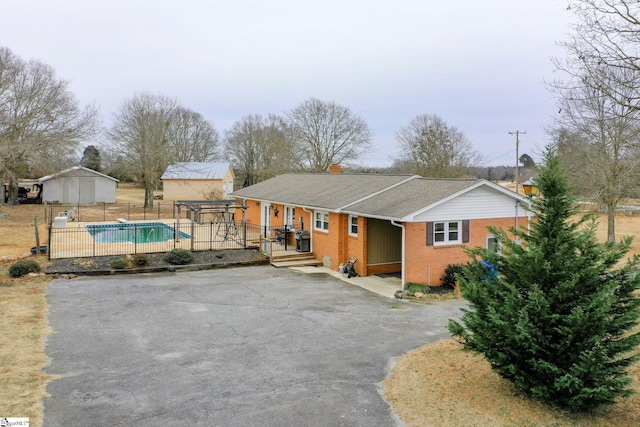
[45,249,268,275]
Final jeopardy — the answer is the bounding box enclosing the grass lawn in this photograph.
[0,256,53,427]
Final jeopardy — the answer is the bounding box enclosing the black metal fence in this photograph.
[45,202,176,224]
[47,220,307,259]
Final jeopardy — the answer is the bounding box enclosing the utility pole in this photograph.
[509,130,526,194]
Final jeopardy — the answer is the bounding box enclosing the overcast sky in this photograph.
[1,1,571,168]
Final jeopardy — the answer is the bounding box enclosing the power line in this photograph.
[508,130,526,195]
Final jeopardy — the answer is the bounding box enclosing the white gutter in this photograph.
[391,220,406,290]
[514,201,520,245]
[302,207,314,253]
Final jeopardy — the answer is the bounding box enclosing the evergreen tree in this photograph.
[80,145,102,171]
[449,146,640,411]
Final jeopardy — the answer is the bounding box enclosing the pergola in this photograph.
[174,200,247,246]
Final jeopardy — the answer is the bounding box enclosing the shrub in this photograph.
[164,248,192,265]
[440,263,467,289]
[132,253,148,266]
[404,282,431,296]
[110,259,130,269]
[9,259,41,277]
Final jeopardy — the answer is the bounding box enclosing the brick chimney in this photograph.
[328,164,342,174]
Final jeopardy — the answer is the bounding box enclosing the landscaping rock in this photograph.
[45,249,267,275]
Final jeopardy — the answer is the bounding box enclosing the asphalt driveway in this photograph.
[44,266,466,426]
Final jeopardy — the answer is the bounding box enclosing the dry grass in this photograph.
[383,340,640,427]
[0,256,54,427]
[115,182,149,203]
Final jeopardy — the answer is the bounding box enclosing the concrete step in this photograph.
[271,258,323,268]
[271,252,320,268]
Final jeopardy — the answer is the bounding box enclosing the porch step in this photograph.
[271,253,322,268]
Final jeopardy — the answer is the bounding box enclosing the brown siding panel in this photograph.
[367,219,401,265]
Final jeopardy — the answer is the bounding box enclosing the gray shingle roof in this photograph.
[232,173,416,210]
[161,162,230,180]
[342,177,480,219]
[233,173,527,220]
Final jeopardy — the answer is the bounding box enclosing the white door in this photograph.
[261,202,271,228]
[284,206,295,230]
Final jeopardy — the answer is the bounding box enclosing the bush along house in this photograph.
[232,165,531,288]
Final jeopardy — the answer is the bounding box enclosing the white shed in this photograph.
[39,166,119,204]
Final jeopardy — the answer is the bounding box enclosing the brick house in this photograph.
[232,168,531,287]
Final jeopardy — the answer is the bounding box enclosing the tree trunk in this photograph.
[144,186,155,210]
[607,202,616,243]
[7,175,18,206]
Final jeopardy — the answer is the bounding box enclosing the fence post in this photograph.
[103,202,106,221]
[128,203,131,220]
[243,220,247,248]
[47,219,52,261]
[190,220,195,251]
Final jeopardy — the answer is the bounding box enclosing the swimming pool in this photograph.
[86,222,190,244]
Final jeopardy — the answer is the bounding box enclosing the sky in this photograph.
[1,0,572,168]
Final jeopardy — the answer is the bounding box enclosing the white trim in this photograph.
[314,210,329,232]
[486,234,501,254]
[284,205,296,229]
[261,202,271,228]
[433,220,462,246]
[400,181,530,222]
[39,165,119,183]
[348,215,359,237]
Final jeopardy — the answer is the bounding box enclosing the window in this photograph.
[348,215,358,236]
[284,206,296,230]
[486,234,501,254]
[427,220,468,246]
[434,221,459,244]
[315,210,329,231]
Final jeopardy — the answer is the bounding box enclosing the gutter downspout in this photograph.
[302,207,313,253]
[514,200,520,245]
[391,220,406,290]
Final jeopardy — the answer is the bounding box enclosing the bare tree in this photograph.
[394,114,481,178]
[552,1,640,241]
[100,146,135,182]
[551,76,640,242]
[224,114,294,186]
[286,98,372,172]
[169,107,220,162]
[109,93,221,208]
[109,93,177,208]
[0,46,98,204]
[558,1,640,109]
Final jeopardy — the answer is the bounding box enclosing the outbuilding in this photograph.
[39,166,119,204]
[161,162,235,201]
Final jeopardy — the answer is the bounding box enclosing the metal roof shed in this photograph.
[39,166,119,204]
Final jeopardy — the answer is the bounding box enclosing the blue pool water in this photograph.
[86,222,190,244]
